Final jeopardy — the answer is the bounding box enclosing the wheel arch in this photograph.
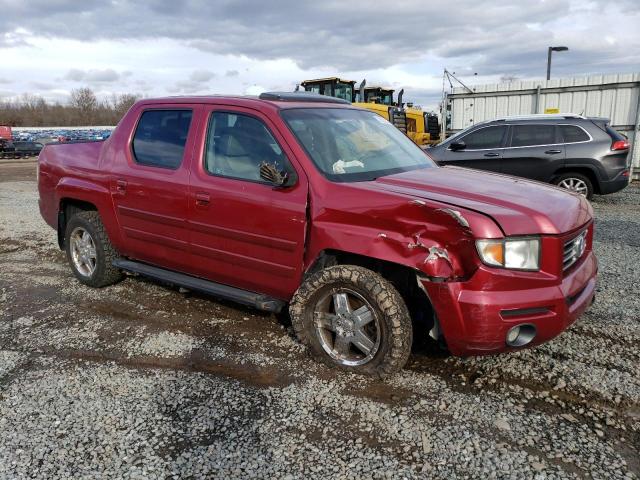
[305,249,435,332]
[552,166,600,194]
[57,198,98,249]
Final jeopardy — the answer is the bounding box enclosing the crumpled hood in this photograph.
[374,166,593,235]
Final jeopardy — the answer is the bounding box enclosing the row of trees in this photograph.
[0,88,139,127]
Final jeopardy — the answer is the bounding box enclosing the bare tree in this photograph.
[112,93,139,120]
[70,87,98,125]
[0,90,142,126]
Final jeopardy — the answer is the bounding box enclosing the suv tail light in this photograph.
[611,140,629,151]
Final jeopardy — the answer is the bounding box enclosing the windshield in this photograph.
[282,108,435,182]
[334,82,353,102]
[380,92,393,105]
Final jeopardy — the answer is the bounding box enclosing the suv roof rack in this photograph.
[498,113,585,121]
[259,91,350,104]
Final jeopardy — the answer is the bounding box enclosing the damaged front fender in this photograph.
[305,189,490,283]
[422,246,455,281]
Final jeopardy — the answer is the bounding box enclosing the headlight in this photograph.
[476,238,540,270]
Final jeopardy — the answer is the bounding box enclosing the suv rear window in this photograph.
[132,109,192,169]
[560,125,590,143]
[510,124,556,147]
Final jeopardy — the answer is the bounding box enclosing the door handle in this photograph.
[545,149,562,154]
[483,152,500,157]
[195,192,210,206]
[115,179,127,193]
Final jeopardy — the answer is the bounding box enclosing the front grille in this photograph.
[563,229,587,271]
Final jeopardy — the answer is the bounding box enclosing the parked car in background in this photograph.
[37,93,597,376]
[0,139,16,158]
[34,136,59,145]
[0,140,45,158]
[13,141,44,157]
[428,114,631,199]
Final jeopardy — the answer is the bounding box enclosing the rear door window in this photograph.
[458,126,507,149]
[560,125,590,143]
[510,124,556,147]
[132,109,193,169]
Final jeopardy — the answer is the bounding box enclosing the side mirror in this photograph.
[449,140,466,151]
[259,162,295,188]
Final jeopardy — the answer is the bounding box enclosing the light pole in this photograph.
[547,46,568,80]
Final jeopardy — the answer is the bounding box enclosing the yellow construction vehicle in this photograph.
[299,77,355,102]
[299,77,439,147]
[301,78,410,141]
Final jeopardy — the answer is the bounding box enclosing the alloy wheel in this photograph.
[69,227,97,277]
[558,177,589,196]
[313,288,381,366]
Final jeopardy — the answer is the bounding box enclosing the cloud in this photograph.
[29,81,57,90]
[63,68,121,83]
[0,0,637,75]
[245,85,266,96]
[0,29,32,48]
[189,69,216,83]
[0,0,638,109]
[173,81,205,94]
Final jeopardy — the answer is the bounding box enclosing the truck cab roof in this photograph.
[139,92,354,110]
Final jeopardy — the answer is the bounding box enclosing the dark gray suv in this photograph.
[428,114,631,199]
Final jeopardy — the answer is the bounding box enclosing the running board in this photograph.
[112,259,285,313]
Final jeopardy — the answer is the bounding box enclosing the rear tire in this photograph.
[64,211,124,287]
[290,265,413,377]
[553,172,594,199]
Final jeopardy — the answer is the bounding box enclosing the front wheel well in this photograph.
[306,250,435,334]
[552,167,600,194]
[57,198,98,249]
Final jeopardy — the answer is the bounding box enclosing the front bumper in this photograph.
[420,250,597,356]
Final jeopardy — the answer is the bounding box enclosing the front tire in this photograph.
[64,211,124,287]
[553,172,594,199]
[290,265,413,377]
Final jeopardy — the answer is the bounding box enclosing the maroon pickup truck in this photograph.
[38,92,597,376]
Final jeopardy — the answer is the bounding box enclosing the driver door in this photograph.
[437,125,507,172]
[187,106,309,300]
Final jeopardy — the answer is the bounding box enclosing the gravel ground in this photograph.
[0,160,638,479]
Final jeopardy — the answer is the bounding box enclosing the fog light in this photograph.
[505,324,536,347]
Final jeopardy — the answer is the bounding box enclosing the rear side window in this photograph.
[560,125,590,143]
[510,124,556,147]
[132,109,192,169]
[459,125,506,149]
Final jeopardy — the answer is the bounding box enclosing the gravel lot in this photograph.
[1,159,638,479]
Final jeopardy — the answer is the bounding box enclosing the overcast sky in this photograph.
[1,0,639,110]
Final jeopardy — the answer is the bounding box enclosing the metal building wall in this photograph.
[447,73,640,178]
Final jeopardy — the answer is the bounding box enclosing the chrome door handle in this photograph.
[545,149,562,154]
[483,152,500,157]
